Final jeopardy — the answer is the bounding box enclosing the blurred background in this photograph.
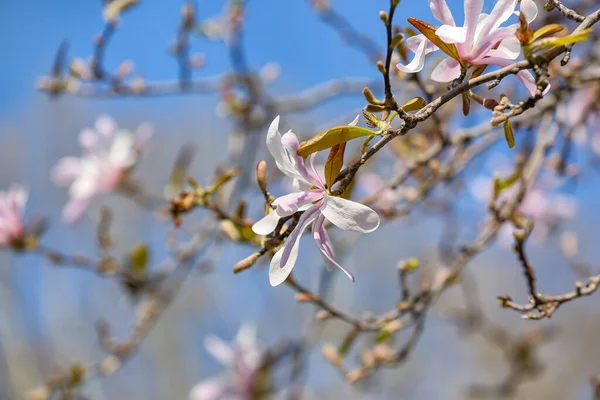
[1,0,600,399]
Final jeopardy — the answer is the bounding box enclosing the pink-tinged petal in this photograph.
[520,0,538,23]
[189,379,228,400]
[405,34,437,54]
[470,26,517,61]
[252,210,280,235]
[62,197,92,224]
[51,157,82,186]
[436,24,467,44]
[79,128,98,152]
[309,154,325,188]
[95,115,117,138]
[429,0,455,26]
[322,196,380,233]
[430,57,461,82]
[493,35,521,60]
[281,131,323,188]
[9,186,28,210]
[463,0,485,47]
[272,191,323,216]
[269,202,323,286]
[476,0,517,44]
[69,160,101,198]
[313,215,355,281]
[204,335,235,366]
[278,202,323,270]
[397,36,434,74]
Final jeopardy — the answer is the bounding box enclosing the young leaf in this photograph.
[493,172,520,200]
[128,243,149,276]
[297,126,375,158]
[400,96,426,112]
[407,18,461,61]
[532,24,564,41]
[504,119,515,149]
[324,143,346,189]
[529,28,592,52]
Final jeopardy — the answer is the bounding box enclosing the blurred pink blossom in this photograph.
[51,115,152,224]
[0,186,28,246]
[189,325,262,400]
[469,156,577,246]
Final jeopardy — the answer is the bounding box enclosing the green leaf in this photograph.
[128,243,149,276]
[529,28,592,52]
[407,18,461,61]
[324,143,346,189]
[503,119,515,149]
[400,96,426,112]
[375,329,391,343]
[297,126,375,158]
[532,24,564,41]
[493,172,519,199]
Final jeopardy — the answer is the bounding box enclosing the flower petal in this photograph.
[51,157,82,186]
[397,35,435,74]
[430,57,462,82]
[189,379,228,400]
[436,25,467,44]
[463,0,485,47]
[520,0,538,23]
[62,197,92,224]
[204,335,235,366]
[322,196,380,233]
[429,0,455,26]
[269,203,323,286]
[272,191,323,216]
[470,26,518,61]
[279,202,323,269]
[95,115,117,138]
[109,132,137,167]
[475,0,517,44]
[313,215,355,281]
[252,210,280,235]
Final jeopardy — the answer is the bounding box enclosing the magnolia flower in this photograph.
[397,0,538,94]
[252,117,380,286]
[51,116,152,223]
[190,325,263,400]
[0,186,27,246]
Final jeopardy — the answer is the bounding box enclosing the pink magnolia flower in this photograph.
[0,186,27,246]
[397,0,539,95]
[51,116,152,223]
[252,116,380,286]
[190,325,263,400]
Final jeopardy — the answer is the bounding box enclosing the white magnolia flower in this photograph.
[252,116,380,286]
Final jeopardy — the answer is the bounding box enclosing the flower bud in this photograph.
[233,252,261,274]
[322,344,342,367]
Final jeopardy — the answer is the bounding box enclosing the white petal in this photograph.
[272,190,323,216]
[430,57,462,82]
[189,379,227,400]
[252,210,280,235]
[79,128,97,152]
[62,197,92,224]
[322,196,380,233]
[463,0,485,47]
[236,324,257,349]
[109,132,137,167]
[269,203,322,286]
[51,157,82,186]
[397,37,432,74]
[348,115,360,127]
[204,335,235,366]
[436,25,467,44]
[520,0,538,23]
[494,36,521,59]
